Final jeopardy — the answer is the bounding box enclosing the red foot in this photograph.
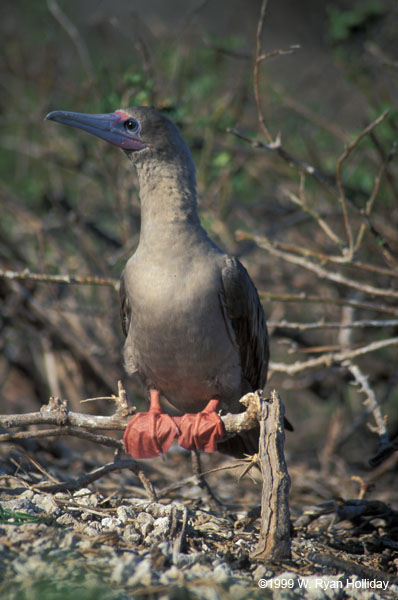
[175,399,225,452]
[123,390,178,459]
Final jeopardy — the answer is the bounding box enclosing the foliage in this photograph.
[326,0,385,42]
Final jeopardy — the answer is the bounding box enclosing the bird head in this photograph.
[45,106,189,165]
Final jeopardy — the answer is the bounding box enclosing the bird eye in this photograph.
[124,118,139,133]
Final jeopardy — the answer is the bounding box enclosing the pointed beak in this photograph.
[45,110,146,151]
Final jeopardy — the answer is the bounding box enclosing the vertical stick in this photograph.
[251,389,292,561]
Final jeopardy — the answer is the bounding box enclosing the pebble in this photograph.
[101,516,123,529]
[135,511,154,536]
[32,493,60,515]
[116,506,129,524]
[72,488,99,506]
[228,584,252,600]
[122,525,141,544]
[56,513,78,527]
[125,557,153,587]
[213,562,232,584]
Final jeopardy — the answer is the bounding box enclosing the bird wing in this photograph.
[220,256,269,390]
[119,271,131,337]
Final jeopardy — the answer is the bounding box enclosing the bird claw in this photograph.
[123,412,178,459]
[175,399,224,452]
[123,394,224,458]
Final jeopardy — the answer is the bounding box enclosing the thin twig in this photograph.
[366,42,398,69]
[282,94,349,142]
[266,234,398,277]
[344,361,388,443]
[258,291,398,316]
[0,395,134,431]
[239,231,398,299]
[253,0,272,143]
[228,127,396,262]
[285,188,344,249]
[47,0,94,81]
[0,268,119,289]
[355,142,397,252]
[270,337,398,376]
[1,459,155,500]
[0,427,124,450]
[191,451,224,510]
[257,46,300,64]
[252,0,300,142]
[336,111,389,259]
[5,280,119,393]
[227,127,333,189]
[268,318,398,331]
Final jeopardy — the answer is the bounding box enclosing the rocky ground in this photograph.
[1,438,397,600]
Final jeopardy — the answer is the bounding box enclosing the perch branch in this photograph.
[0,427,124,450]
[0,397,135,432]
[0,391,262,438]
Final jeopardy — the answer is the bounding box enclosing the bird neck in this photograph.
[135,157,202,240]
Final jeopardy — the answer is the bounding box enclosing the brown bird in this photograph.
[45,107,284,459]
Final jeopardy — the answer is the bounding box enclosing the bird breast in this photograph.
[123,246,242,413]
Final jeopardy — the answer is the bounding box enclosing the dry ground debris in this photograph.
[1,436,397,600]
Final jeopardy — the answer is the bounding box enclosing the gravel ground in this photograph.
[1,470,397,600]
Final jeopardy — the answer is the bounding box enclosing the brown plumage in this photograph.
[45,106,285,458]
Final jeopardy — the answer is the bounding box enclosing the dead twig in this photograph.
[268,318,398,331]
[239,231,398,300]
[47,0,94,82]
[0,268,119,289]
[285,187,344,249]
[336,111,389,259]
[227,127,332,189]
[191,450,224,511]
[0,391,261,437]
[253,0,299,144]
[266,210,398,277]
[270,336,398,375]
[355,141,397,253]
[259,291,398,316]
[229,127,396,264]
[344,362,388,441]
[251,389,291,560]
[253,0,272,143]
[0,394,134,432]
[0,427,123,450]
[0,458,156,501]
